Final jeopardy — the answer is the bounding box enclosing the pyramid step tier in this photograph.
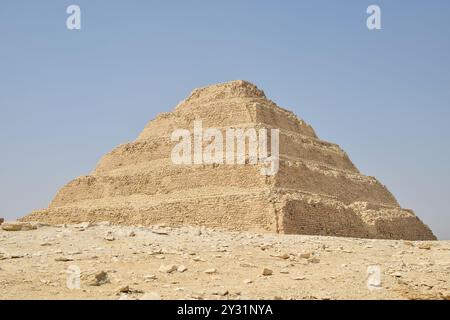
[24,188,435,240]
[51,158,397,208]
[138,98,317,140]
[95,128,357,175]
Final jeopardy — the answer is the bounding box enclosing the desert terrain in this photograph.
[0,221,448,300]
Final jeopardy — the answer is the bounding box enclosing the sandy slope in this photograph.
[0,222,448,300]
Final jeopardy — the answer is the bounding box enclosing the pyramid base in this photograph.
[22,189,436,240]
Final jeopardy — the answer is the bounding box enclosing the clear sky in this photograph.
[1,1,449,239]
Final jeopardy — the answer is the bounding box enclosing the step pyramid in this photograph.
[22,80,436,240]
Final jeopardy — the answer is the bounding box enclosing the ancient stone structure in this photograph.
[22,81,436,240]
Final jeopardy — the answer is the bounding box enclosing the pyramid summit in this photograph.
[22,80,436,240]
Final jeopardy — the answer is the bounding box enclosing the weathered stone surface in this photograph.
[158,264,177,273]
[21,81,436,240]
[204,268,217,274]
[1,221,37,231]
[261,268,273,276]
[84,271,110,286]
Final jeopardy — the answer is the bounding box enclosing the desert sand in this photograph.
[0,222,448,300]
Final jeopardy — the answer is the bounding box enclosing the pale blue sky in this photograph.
[1,1,449,239]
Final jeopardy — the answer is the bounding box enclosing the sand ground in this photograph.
[0,222,448,300]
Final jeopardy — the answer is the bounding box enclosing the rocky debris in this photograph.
[261,268,273,276]
[152,229,169,236]
[192,257,206,262]
[177,265,187,273]
[158,264,177,273]
[115,285,143,294]
[0,223,448,300]
[204,268,217,274]
[418,243,432,250]
[104,231,115,241]
[117,285,131,293]
[211,288,229,296]
[54,256,73,262]
[299,252,312,259]
[84,271,110,286]
[1,221,37,231]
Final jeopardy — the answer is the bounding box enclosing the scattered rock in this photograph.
[293,276,306,280]
[152,229,169,236]
[143,274,157,280]
[192,257,206,262]
[261,268,273,276]
[54,256,73,262]
[104,231,115,241]
[158,264,177,273]
[204,268,217,274]
[40,242,53,247]
[299,252,311,259]
[85,271,110,286]
[211,288,228,296]
[308,257,320,264]
[277,253,290,260]
[1,222,37,231]
[177,265,187,273]
[243,279,253,284]
[418,243,431,250]
[117,285,131,293]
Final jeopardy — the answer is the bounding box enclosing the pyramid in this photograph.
[22,80,436,240]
